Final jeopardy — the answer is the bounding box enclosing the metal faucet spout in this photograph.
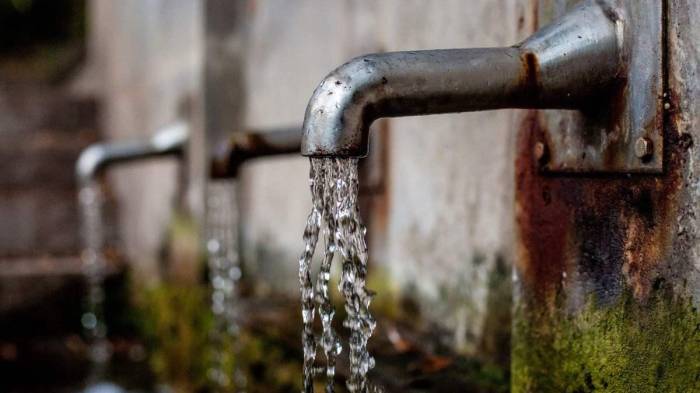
[75,121,189,186]
[209,127,302,179]
[301,0,622,157]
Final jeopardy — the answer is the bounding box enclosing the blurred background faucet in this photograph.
[76,121,190,187]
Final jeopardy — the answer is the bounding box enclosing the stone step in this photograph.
[0,188,81,257]
[0,81,102,258]
[0,82,98,136]
[0,256,123,316]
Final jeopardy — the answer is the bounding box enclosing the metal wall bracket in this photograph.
[537,0,664,174]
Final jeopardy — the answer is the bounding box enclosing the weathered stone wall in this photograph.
[0,82,98,314]
[89,0,204,283]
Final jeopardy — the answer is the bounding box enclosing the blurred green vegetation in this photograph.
[134,283,303,393]
[127,214,507,392]
[135,206,303,393]
[136,283,213,393]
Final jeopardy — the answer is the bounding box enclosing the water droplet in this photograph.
[81,312,98,330]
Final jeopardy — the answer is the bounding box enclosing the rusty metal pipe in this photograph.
[209,127,302,178]
[302,0,622,157]
[75,121,189,186]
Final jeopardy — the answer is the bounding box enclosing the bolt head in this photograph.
[534,142,548,164]
[635,137,653,160]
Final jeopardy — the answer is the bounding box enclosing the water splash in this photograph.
[78,182,111,364]
[299,158,379,393]
[206,180,246,391]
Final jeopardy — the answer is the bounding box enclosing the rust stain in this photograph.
[368,120,391,233]
[519,52,541,100]
[516,101,686,307]
[210,131,300,178]
[209,141,232,179]
[597,79,629,169]
[516,111,572,308]
[532,0,539,31]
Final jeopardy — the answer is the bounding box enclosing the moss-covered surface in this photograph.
[513,288,700,392]
[479,254,513,370]
[137,284,214,392]
[135,284,305,393]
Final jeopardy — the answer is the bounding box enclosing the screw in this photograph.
[635,137,653,161]
[534,141,548,164]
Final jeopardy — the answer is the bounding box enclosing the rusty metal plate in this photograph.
[537,0,664,174]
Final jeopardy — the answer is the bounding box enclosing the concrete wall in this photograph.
[238,0,523,358]
[89,0,204,283]
[91,0,526,361]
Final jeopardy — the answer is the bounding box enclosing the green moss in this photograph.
[137,283,214,392]
[164,210,205,283]
[478,254,512,369]
[365,266,404,320]
[135,283,304,392]
[513,289,700,392]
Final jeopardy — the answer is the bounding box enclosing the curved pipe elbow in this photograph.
[75,144,111,186]
[149,120,189,156]
[301,55,388,158]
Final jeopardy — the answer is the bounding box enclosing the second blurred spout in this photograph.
[209,127,303,179]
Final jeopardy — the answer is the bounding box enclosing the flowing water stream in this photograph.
[206,180,246,391]
[78,182,111,365]
[299,158,379,393]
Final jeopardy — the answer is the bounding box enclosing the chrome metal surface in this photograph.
[75,121,189,185]
[301,0,664,173]
[209,127,302,178]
